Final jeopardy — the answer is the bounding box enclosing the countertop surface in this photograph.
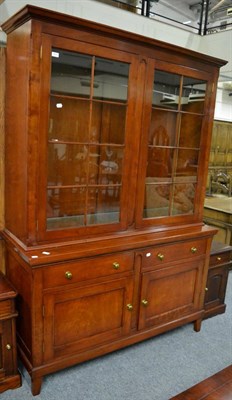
[204,194,232,214]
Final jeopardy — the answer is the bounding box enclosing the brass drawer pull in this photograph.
[205,287,208,291]
[157,253,164,261]
[217,257,221,261]
[127,304,133,311]
[113,262,120,270]
[65,271,73,280]
[191,247,197,254]
[141,299,148,307]
[6,344,12,350]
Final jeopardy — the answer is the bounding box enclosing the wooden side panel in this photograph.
[5,250,33,362]
[4,23,31,243]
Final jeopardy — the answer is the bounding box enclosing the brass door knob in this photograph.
[157,253,164,261]
[205,287,208,291]
[141,299,148,307]
[113,262,120,270]
[127,304,133,311]
[65,271,73,280]
[191,247,197,254]
[6,344,12,350]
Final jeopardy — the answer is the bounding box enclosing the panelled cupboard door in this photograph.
[43,276,134,361]
[138,260,205,330]
[135,59,215,228]
[0,320,14,378]
[205,266,229,310]
[38,34,140,242]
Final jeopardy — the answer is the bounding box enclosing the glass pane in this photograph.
[47,187,86,220]
[153,70,181,110]
[91,102,126,144]
[93,57,129,102]
[181,77,206,113]
[51,49,92,97]
[87,187,120,225]
[146,147,174,178]
[149,109,177,147]
[176,149,199,178]
[172,183,196,215]
[89,145,123,185]
[178,114,203,149]
[49,97,90,142]
[143,181,171,218]
[48,143,88,186]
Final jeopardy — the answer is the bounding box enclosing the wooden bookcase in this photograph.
[1,5,226,395]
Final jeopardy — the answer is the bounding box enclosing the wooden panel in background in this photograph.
[0,47,6,273]
[0,47,5,231]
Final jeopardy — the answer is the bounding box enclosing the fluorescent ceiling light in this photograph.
[52,51,60,58]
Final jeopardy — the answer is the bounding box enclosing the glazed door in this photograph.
[136,60,215,228]
[38,35,139,241]
[43,276,134,361]
[138,260,205,330]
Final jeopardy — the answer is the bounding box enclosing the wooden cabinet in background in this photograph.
[1,5,226,395]
[0,273,21,393]
[204,241,232,319]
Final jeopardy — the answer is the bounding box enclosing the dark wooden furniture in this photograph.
[1,5,226,395]
[0,272,21,393]
[171,364,232,399]
[204,241,232,319]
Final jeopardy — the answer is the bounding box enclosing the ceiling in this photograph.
[148,0,232,29]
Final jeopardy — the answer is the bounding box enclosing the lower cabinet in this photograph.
[4,232,213,395]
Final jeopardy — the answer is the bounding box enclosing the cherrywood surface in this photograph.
[1,5,226,396]
[171,364,232,399]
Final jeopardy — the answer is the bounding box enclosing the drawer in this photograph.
[43,251,134,289]
[141,239,207,269]
[0,299,13,318]
[209,251,231,268]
